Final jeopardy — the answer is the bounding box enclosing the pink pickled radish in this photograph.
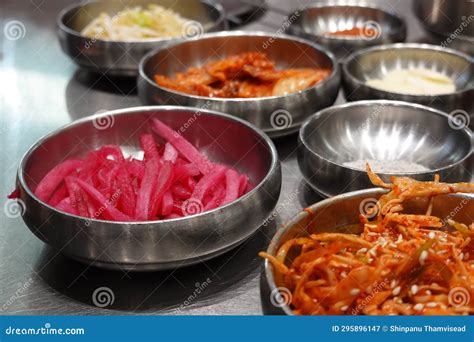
[35,159,83,202]
[151,118,213,174]
[222,169,240,205]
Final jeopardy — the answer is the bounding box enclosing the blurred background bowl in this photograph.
[297,100,473,198]
[57,0,226,76]
[287,2,406,60]
[414,0,474,55]
[260,188,474,315]
[342,43,474,123]
[16,106,281,271]
[138,31,340,138]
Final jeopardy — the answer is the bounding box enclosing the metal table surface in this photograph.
[0,0,451,315]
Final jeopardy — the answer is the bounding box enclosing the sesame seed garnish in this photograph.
[341,305,348,311]
[411,285,418,295]
[426,302,437,308]
[419,250,428,265]
[341,271,347,278]
[350,288,360,296]
[392,286,401,296]
[357,248,368,254]
[459,252,464,260]
[428,232,435,239]
[395,234,403,244]
[378,237,388,247]
[390,280,397,289]
[413,303,424,311]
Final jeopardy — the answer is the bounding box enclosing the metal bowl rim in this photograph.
[342,43,474,97]
[298,99,474,176]
[287,1,406,41]
[56,0,226,44]
[17,105,279,226]
[413,2,474,43]
[263,188,474,315]
[138,30,340,102]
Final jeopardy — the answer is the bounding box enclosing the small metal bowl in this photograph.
[57,0,226,76]
[16,106,281,271]
[413,0,474,55]
[287,2,406,59]
[138,31,341,138]
[298,100,473,198]
[260,188,474,315]
[342,43,474,117]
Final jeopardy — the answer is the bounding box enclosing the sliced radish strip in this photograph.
[140,133,160,161]
[35,159,83,202]
[151,118,213,174]
[222,169,240,205]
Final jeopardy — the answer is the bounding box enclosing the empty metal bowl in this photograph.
[342,43,474,119]
[260,188,474,315]
[413,0,474,55]
[287,2,406,59]
[138,31,341,138]
[57,0,226,76]
[298,100,473,198]
[16,106,281,271]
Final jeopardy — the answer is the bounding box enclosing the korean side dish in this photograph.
[260,166,474,315]
[154,52,332,98]
[32,119,250,221]
[81,5,193,41]
[365,68,456,95]
[325,27,378,38]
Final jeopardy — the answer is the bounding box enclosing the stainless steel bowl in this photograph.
[414,0,474,55]
[260,188,474,315]
[342,43,474,119]
[298,100,473,198]
[287,2,406,59]
[138,31,341,138]
[57,0,226,76]
[16,106,281,271]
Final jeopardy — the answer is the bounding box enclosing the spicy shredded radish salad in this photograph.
[261,166,474,315]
